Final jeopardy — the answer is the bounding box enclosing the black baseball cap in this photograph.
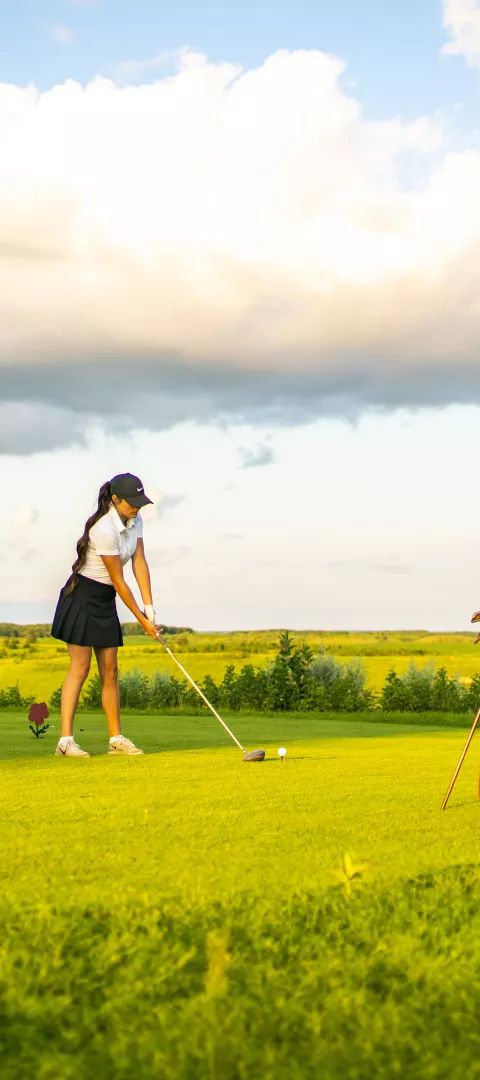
[110,473,154,508]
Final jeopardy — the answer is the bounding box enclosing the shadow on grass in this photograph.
[0,709,469,764]
[442,797,479,811]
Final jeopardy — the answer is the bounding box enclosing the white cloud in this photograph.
[51,23,74,44]
[442,0,480,65]
[238,443,275,468]
[146,544,192,567]
[11,505,38,541]
[152,493,185,517]
[108,50,177,83]
[2,46,480,453]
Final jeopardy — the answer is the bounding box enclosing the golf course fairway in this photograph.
[2,710,480,1079]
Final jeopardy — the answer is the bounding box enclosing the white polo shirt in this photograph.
[79,504,144,585]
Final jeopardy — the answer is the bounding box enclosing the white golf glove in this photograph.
[144,604,156,624]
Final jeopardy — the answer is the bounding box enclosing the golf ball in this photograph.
[278,747,287,758]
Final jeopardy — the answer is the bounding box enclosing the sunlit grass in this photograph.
[2,710,480,1077]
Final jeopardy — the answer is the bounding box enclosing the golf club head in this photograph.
[243,749,265,762]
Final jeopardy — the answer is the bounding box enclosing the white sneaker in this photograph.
[108,735,144,755]
[55,738,90,758]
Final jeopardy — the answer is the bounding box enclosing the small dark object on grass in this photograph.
[28,701,50,738]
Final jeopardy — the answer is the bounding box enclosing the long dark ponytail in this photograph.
[62,480,113,596]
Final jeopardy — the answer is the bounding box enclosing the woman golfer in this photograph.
[50,472,163,757]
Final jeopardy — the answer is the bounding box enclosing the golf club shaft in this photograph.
[441,703,480,810]
[156,634,245,752]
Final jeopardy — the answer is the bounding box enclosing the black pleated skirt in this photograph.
[51,573,124,647]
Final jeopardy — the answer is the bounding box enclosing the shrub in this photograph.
[200,674,220,707]
[306,654,375,712]
[118,668,150,710]
[81,673,103,709]
[263,631,312,711]
[431,667,464,712]
[0,682,35,708]
[463,672,480,713]
[380,670,411,711]
[18,635,480,716]
[380,663,468,713]
[49,686,63,709]
[219,664,243,711]
[402,661,436,711]
[235,664,266,711]
[149,672,183,709]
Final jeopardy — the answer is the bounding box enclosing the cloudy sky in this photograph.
[3,0,480,630]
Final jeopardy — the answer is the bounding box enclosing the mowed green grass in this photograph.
[3,710,480,1078]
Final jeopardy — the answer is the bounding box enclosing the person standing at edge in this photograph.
[50,473,164,757]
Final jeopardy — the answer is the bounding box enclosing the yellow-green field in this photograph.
[1,629,480,701]
[3,710,480,1078]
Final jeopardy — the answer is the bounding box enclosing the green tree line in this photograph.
[2,631,480,714]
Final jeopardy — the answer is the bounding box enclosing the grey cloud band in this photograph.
[1,354,480,455]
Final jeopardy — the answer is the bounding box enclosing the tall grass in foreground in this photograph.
[2,868,480,1080]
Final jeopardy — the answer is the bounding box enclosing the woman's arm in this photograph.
[100,554,149,627]
[132,539,153,607]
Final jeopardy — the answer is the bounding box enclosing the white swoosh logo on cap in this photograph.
[137,487,143,491]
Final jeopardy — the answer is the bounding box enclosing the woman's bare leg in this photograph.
[61,644,92,736]
[94,646,121,737]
